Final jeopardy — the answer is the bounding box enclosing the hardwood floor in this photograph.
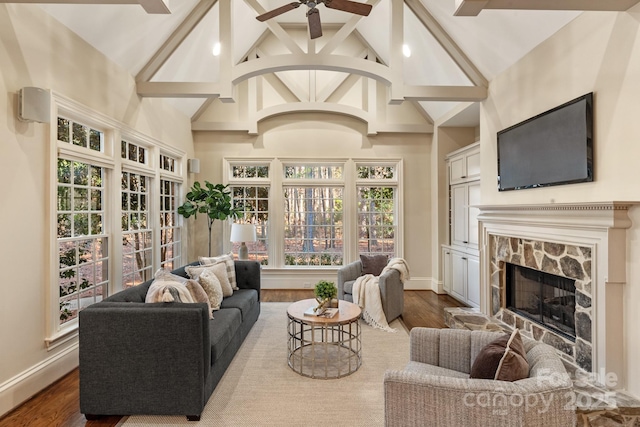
[0,290,464,427]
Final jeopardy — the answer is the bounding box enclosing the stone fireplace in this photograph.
[489,235,592,371]
[477,202,634,388]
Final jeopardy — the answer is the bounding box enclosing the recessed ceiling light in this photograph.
[402,44,411,58]
[212,42,221,57]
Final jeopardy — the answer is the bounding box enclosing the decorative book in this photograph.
[304,307,339,318]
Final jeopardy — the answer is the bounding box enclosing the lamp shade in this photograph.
[230,223,257,242]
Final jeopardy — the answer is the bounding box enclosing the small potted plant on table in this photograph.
[314,280,338,313]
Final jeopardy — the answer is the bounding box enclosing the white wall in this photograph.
[479,9,640,396]
[0,4,194,415]
[192,112,433,290]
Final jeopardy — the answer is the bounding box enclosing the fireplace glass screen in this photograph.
[505,263,576,340]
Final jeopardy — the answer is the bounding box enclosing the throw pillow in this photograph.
[470,329,529,382]
[199,252,237,290]
[186,262,234,297]
[184,279,214,319]
[360,254,389,276]
[198,268,224,311]
[154,267,188,284]
[145,279,194,304]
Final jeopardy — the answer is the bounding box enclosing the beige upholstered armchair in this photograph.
[384,328,576,427]
[337,259,404,323]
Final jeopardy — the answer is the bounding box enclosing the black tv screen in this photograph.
[497,93,593,191]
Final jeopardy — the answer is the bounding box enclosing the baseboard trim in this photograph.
[0,343,78,417]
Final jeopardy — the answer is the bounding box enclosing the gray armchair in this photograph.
[337,260,404,323]
[384,328,576,427]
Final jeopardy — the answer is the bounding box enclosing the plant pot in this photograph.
[330,298,339,308]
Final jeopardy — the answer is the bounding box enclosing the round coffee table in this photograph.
[287,299,362,379]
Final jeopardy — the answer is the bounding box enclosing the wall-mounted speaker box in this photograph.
[187,158,201,174]
[19,87,51,123]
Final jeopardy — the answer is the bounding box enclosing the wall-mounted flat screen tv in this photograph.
[497,93,593,191]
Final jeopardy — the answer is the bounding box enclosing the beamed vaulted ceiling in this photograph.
[6,0,639,132]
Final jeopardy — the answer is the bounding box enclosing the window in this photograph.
[356,164,397,258]
[121,140,147,165]
[57,157,108,325]
[121,172,153,287]
[50,98,185,347]
[225,159,401,269]
[229,164,270,264]
[160,179,181,270]
[58,117,102,152]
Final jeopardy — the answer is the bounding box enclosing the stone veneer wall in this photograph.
[489,235,593,372]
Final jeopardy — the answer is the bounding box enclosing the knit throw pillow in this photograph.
[470,329,529,382]
[198,268,224,311]
[360,254,388,276]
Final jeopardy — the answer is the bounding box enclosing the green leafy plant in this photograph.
[314,280,337,301]
[177,181,244,257]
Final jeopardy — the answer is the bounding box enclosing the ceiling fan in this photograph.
[256,0,373,39]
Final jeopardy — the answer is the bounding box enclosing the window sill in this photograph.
[45,324,78,351]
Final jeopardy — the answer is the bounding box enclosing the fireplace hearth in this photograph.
[505,263,576,340]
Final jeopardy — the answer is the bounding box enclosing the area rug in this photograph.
[122,302,410,426]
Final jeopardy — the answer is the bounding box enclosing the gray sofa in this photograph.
[337,259,404,322]
[384,328,576,426]
[79,260,261,421]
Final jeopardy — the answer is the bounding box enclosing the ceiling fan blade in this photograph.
[308,8,323,39]
[324,0,372,16]
[256,2,301,22]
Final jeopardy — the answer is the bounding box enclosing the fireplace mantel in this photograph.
[477,201,639,389]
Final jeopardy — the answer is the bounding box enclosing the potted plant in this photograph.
[314,280,338,312]
[177,181,244,257]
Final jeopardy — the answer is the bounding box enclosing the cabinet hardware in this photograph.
[463,241,468,244]
[462,257,467,260]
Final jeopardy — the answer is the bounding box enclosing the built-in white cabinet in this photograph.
[449,143,481,185]
[442,141,480,308]
[451,181,480,249]
[442,247,480,308]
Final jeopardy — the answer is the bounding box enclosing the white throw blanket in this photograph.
[352,258,410,332]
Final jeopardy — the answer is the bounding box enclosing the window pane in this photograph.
[160,179,181,269]
[283,186,343,266]
[230,185,269,265]
[357,186,396,257]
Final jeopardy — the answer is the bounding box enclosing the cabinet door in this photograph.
[442,248,452,293]
[465,150,481,181]
[466,256,480,308]
[451,185,468,247]
[449,156,466,184]
[450,251,467,302]
[467,182,481,249]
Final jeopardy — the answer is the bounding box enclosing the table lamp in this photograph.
[230,223,257,260]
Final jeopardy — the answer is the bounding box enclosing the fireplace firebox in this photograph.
[505,263,576,341]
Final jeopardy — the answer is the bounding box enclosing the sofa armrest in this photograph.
[337,260,363,299]
[234,260,261,300]
[79,302,210,417]
[384,369,575,427]
[378,268,403,322]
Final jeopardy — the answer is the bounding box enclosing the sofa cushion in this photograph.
[470,329,529,381]
[220,289,258,321]
[360,254,388,276]
[208,308,242,363]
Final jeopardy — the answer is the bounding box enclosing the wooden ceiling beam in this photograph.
[403,85,487,102]
[0,0,171,13]
[454,0,640,16]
